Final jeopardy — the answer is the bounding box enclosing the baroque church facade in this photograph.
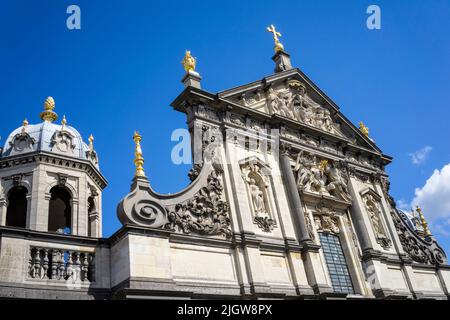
[0,26,449,300]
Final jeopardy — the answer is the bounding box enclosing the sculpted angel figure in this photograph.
[290,89,316,125]
[325,161,352,201]
[294,151,316,190]
[322,109,334,132]
[309,166,327,193]
[267,87,280,113]
[279,91,294,118]
[315,107,333,132]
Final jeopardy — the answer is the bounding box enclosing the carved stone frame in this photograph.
[360,188,392,250]
[239,156,277,232]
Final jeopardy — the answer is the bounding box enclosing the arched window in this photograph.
[48,186,72,234]
[6,186,28,228]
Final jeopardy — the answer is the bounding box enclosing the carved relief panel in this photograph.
[8,129,36,156]
[50,129,76,155]
[312,202,340,235]
[266,80,343,136]
[293,150,352,203]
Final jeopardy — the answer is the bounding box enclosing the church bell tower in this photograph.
[0,97,107,237]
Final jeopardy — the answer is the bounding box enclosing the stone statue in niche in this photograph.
[248,178,267,218]
[363,192,391,249]
[241,162,275,232]
[294,151,352,202]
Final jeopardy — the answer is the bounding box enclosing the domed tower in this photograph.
[0,97,107,237]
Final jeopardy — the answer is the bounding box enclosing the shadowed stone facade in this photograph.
[0,42,449,300]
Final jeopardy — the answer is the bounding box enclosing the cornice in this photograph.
[0,151,107,189]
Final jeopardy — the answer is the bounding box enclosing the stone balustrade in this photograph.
[28,247,95,283]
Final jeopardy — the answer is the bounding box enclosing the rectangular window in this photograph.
[319,232,354,294]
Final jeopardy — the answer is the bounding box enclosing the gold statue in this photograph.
[61,115,67,129]
[359,121,369,137]
[88,134,94,152]
[416,206,432,237]
[318,159,329,172]
[40,96,58,122]
[133,131,146,178]
[181,50,196,73]
[266,24,285,53]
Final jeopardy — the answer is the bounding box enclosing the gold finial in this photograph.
[88,134,94,151]
[40,96,58,122]
[318,159,329,172]
[266,24,285,53]
[61,115,67,129]
[133,131,146,178]
[181,50,196,73]
[416,206,432,237]
[359,121,369,137]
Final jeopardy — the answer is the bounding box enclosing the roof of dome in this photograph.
[0,97,99,168]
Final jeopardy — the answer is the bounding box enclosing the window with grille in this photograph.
[319,232,354,294]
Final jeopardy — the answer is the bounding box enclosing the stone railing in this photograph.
[28,247,95,283]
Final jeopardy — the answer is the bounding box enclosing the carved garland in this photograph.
[313,202,340,235]
[166,170,232,239]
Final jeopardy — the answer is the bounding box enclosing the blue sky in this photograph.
[1,1,449,253]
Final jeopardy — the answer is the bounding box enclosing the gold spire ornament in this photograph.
[181,50,196,73]
[266,24,285,53]
[61,115,67,129]
[359,121,369,138]
[88,134,94,152]
[40,96,58,122]
[416,206,432,237]
[133,131,146,178]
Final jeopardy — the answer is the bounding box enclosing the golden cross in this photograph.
[266,24,281,42]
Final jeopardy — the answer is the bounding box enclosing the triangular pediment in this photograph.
[218,68,382,154]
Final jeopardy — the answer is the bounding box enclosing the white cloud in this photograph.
[409,146,432,165]
[396,199,411,211]
[411,163,450,223]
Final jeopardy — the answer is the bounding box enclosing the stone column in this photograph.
[280,152,310,243]
[280,152,332,294]
[0,197,7,226]
[25,194,32,229]
[347,177,372,251]
[71,199,79,235]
